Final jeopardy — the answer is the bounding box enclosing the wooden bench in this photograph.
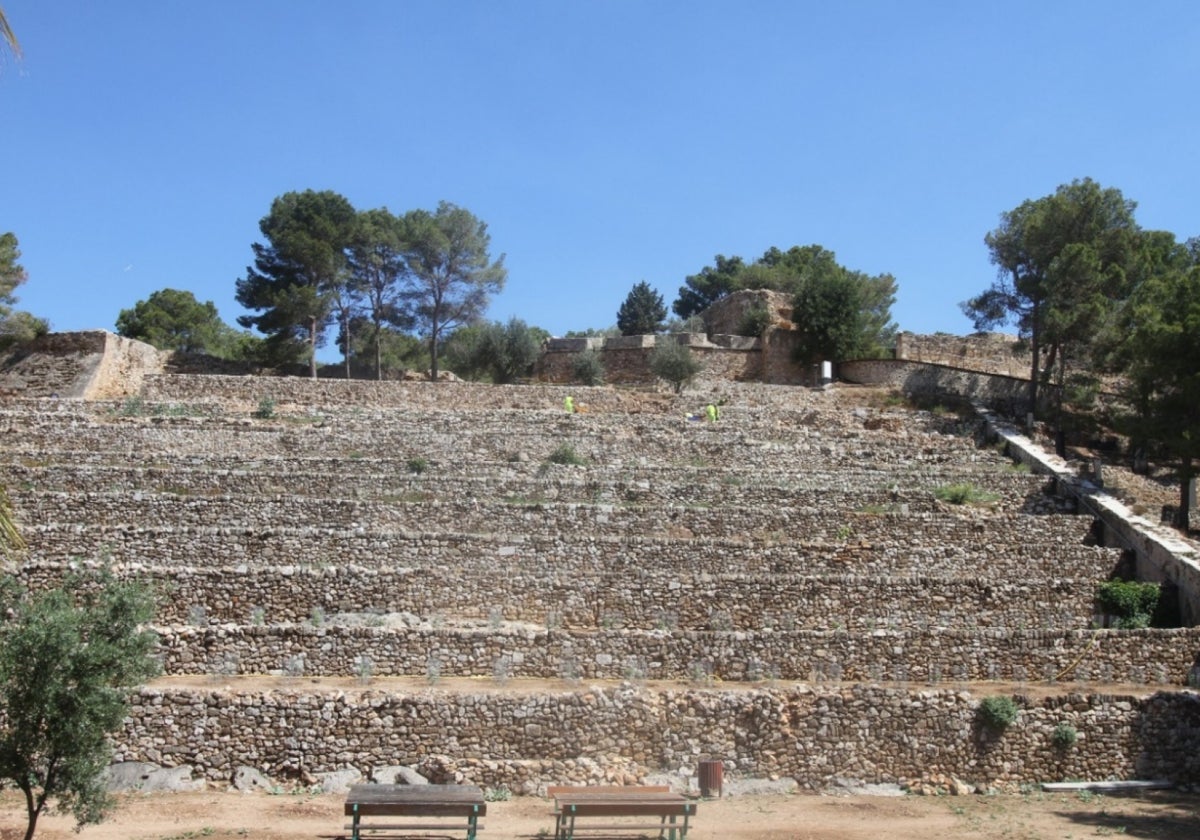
[343,784,486,840]
[548,786,694,840]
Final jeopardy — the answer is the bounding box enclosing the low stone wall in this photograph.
[113,684,1200,788]
[149,624,1200,685]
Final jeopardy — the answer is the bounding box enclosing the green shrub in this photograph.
[571,348,606,386]
[547,443,586,466]
[1097,579,1160,629]
[1051,723,1078,748]
[649,340,702,394]
[737,305,772,337]
[406,457,428,475]
[253,395,276,419]
[934,483,999,506]
[978,695,1020,731]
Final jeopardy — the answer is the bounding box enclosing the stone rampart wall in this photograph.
[895,332,1029,377]
[838,359,1035,414]
[113,685,1200,788]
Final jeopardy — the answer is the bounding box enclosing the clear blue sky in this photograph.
[4,1,1198,355]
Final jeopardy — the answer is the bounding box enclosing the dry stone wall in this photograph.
[4,371,1199,791]
[16,562,1102,632]
[20,524,1120,580]
[147,624,1200,685]
[894,332,1029,377]
[113,685,1200,788]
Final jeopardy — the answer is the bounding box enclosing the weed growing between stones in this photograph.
[547,443,586,466]
[253,395,276,419]
[934,483,999,505]
[426,656,442,685]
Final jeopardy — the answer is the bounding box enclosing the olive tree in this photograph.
[0,571,159,840]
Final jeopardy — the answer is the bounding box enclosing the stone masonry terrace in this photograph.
[2,372,1197,792]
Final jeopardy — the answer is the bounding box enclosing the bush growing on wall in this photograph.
[1097,579,1161,629]
[978,695,1020,731]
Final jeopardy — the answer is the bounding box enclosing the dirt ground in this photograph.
[2,787,1198,840]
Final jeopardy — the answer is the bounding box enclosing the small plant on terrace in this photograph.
[406,457,428,475]
[934,483,999,506]
[253,395,276,419]
[118,396,146,416]
[978,695,1020,731]
[309,606,325,628]
[249,606,265,626]
[425,655,442,685]
[484,786,512,802]
[547,443,586,466]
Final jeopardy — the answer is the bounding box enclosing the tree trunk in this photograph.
[308,319,318,379]
[343,310,351,380]
[1179,455,1193,532]
[1028,301,1041,417]
[22,785,40,840]
[374,320,383,381]
[428,317,440,382]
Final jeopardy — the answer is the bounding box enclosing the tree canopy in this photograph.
[1109,239,1200,527]
[0,572,159,840]
[115,288,245,355]
[347,207,413,379]
[963,178,1139,413]
[401,202,507,381]
[442,318,546,384]
[0,232,49,348]
[672,245,897,358]
[235,190,358,377]
[616,281,667,336]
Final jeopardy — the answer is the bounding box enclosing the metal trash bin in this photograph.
[698,758,723,798]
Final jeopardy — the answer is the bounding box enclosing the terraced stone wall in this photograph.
[145,623,1200,684]
[113,685,1200,788]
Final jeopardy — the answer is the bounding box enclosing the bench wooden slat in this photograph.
[344,822,484,830]
[547,785,670,797]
